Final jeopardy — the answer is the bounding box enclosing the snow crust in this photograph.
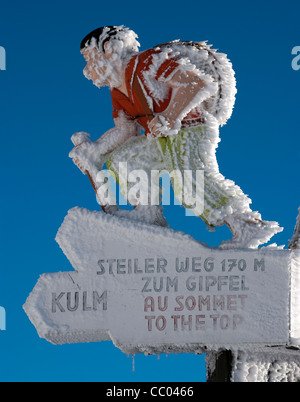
[230,348,300,382]
[291,249,300,344]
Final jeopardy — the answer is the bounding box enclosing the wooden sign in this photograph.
[24,207,300,355]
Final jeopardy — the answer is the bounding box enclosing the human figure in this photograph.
[70,25,282,249]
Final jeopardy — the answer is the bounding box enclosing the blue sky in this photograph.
[0,0,299,382]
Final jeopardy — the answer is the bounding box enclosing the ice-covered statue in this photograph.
[70,25,282,249]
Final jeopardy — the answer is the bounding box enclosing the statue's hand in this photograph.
[69,132,107,174]
[69,132,91,173]
[147,115,178,138]
[71,131,91,146]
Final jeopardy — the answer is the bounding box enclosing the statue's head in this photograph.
[80,26,140,88]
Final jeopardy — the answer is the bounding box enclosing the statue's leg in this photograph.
[158,125,282,248]
[157,125,251,225]
[106,135,168,227]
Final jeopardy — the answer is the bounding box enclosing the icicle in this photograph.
[132,354,135,373]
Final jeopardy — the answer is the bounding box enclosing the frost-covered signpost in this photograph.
[24,26,300,382]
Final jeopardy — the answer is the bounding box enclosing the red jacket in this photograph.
[111,48,203,136]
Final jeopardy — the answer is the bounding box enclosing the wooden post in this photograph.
[206,350,233,382]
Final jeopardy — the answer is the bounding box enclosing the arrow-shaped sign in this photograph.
[24,207,300,355]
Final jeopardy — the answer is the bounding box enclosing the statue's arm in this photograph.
[95,112,140,155]
[69,112,140,173]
